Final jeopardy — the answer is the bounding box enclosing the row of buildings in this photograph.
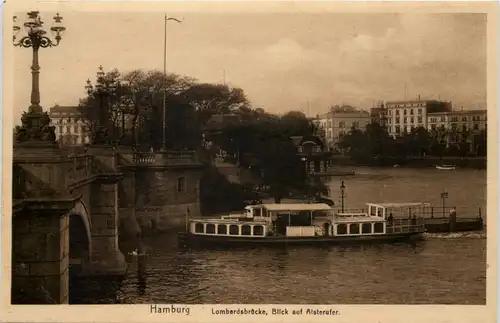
[313,99,487,150]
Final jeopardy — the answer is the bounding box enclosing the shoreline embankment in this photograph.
[330,155,486,169]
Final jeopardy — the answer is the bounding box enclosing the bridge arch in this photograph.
[69,200,92,263]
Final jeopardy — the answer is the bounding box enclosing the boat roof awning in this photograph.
[261,203,332,212]
[367,202,431,208]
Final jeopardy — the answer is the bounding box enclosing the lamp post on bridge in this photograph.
[13,11,66,143]
[340,181,345,213]
[85,66,118,146]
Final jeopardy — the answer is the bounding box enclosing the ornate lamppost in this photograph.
[340,181,345,212]
[13,11,66,143]
[84,65,117,145]
[440,190,448,217]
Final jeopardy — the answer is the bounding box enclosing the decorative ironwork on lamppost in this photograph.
[84,65,117,145]
[340,181,346,212]
[13,11,66,143]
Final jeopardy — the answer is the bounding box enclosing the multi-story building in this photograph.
[370,101,388,126]
[49,105,90,146]
[385,99,452,137]
[317,105,370,149]
[427,109,487,151]
[427,109,487,133]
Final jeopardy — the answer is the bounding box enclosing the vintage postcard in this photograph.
[1,1,497,323]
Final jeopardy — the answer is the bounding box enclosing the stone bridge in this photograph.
[11,142,203,304]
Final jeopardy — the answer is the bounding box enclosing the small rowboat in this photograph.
[436,165,456,170]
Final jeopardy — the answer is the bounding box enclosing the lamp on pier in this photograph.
[13,11,66,143]
[440,190,448,217]
[84,65,118,145]
[340,181,346,212]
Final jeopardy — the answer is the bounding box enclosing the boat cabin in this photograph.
[333,213,387,236]
[189,218,270,238]
[188,203,333,238]
[366,202,431,219]
[188,202,426,238]
[366,202,428,234]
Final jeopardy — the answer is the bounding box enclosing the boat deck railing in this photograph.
[386,218,426,234]
[335,206,484,219]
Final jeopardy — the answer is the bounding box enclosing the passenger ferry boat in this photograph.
[177,202,427,248]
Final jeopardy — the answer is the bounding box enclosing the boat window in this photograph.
[336,224,347,235]
[229,225,239,235]
[349,223,360,234]
[253,225,264,236]
[362,223,371,234]
[217,224,227,235]
[206,223,216,234]
[241,225,251,236]
[374,222,384,233]
[194,222,204,233]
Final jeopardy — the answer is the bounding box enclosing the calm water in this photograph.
[328,167,487,217]
[70,167,488,304]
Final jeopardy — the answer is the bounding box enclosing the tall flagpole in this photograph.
[162,14,182,151]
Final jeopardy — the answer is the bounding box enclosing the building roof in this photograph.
[386,99,450,105]
[427,109,487,116]
[318,110,370,119]
[49,105,80,115]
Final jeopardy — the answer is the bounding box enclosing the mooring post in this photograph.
[448,207,457,232]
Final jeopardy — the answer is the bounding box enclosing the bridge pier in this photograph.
[80,145,126,277]
[12,206,76,304]
[12,141,77,304]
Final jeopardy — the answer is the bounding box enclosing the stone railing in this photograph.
[128,151,200,166]
[66,155,94,185]
[159,151,199,165]
[132,152,156,165]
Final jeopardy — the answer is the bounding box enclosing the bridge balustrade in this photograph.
[129,151,199,166]
[133,152,156,165]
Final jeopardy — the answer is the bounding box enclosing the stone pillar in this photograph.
[82,145,126,277]
[12,209,70,304]
[118,170,141,239]
[12,141,77,304]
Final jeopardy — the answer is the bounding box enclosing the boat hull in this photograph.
[436,166,456,170]
[177,232,423,249]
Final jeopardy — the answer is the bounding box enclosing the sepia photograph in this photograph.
[2,1,497,322]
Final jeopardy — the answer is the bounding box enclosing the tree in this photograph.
[77,68,123,144]
[208,111,323,203]
[180,83,250,125]
[429,128,447,158]
[77,68,254,150]
[337,127,368,159]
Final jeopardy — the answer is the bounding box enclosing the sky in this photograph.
[12,11,487,124]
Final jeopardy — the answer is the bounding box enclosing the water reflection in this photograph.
[137,254,147,296]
